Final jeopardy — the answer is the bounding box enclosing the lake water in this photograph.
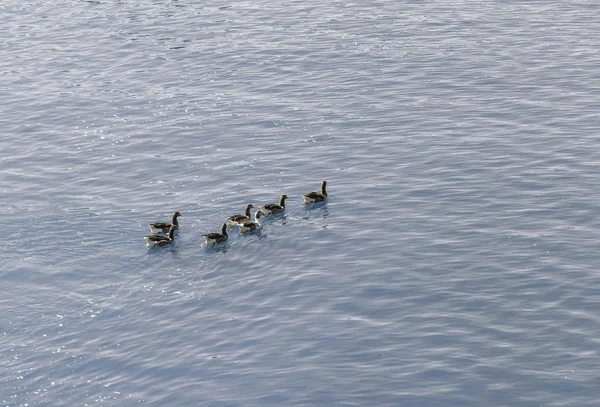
[2,1,600,406]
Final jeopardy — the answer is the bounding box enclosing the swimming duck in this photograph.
[239,211,263,234]
[225,204,254,228]
[149,211,181,234]
[259,194,288,215]
[202,223,228,247]
[302,180,327,205]
[145,225,176,247]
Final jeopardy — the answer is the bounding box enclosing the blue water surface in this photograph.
[2,1,600,406]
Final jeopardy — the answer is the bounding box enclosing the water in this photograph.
[2,1,600,406]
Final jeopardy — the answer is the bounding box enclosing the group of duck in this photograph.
[144,180,328,248]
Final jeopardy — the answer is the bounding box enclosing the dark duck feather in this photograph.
[202,223,229,247]
[259,194,288,215]
[239,211,263,234]
[302,180,327,204]
[149,211,181,234]
[226,204,254,228]
[145,225,176,247]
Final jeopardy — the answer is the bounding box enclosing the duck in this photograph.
[145,225,176,247]
[225,204,254,228]
[202,223,228,247]
[259,194,288,215]
[302,180,327,205]
[238,211,263,234]
[149,211,181,234]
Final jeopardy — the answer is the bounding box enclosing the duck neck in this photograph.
[321,182,327,196]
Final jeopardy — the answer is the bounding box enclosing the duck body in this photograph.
[239,211,263,234]
[302,180,327,205]
[149,211,181,234]
[202,223,228,247]
[145,225,176,247]
[259,194,288,215]
[226,204,254,228]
